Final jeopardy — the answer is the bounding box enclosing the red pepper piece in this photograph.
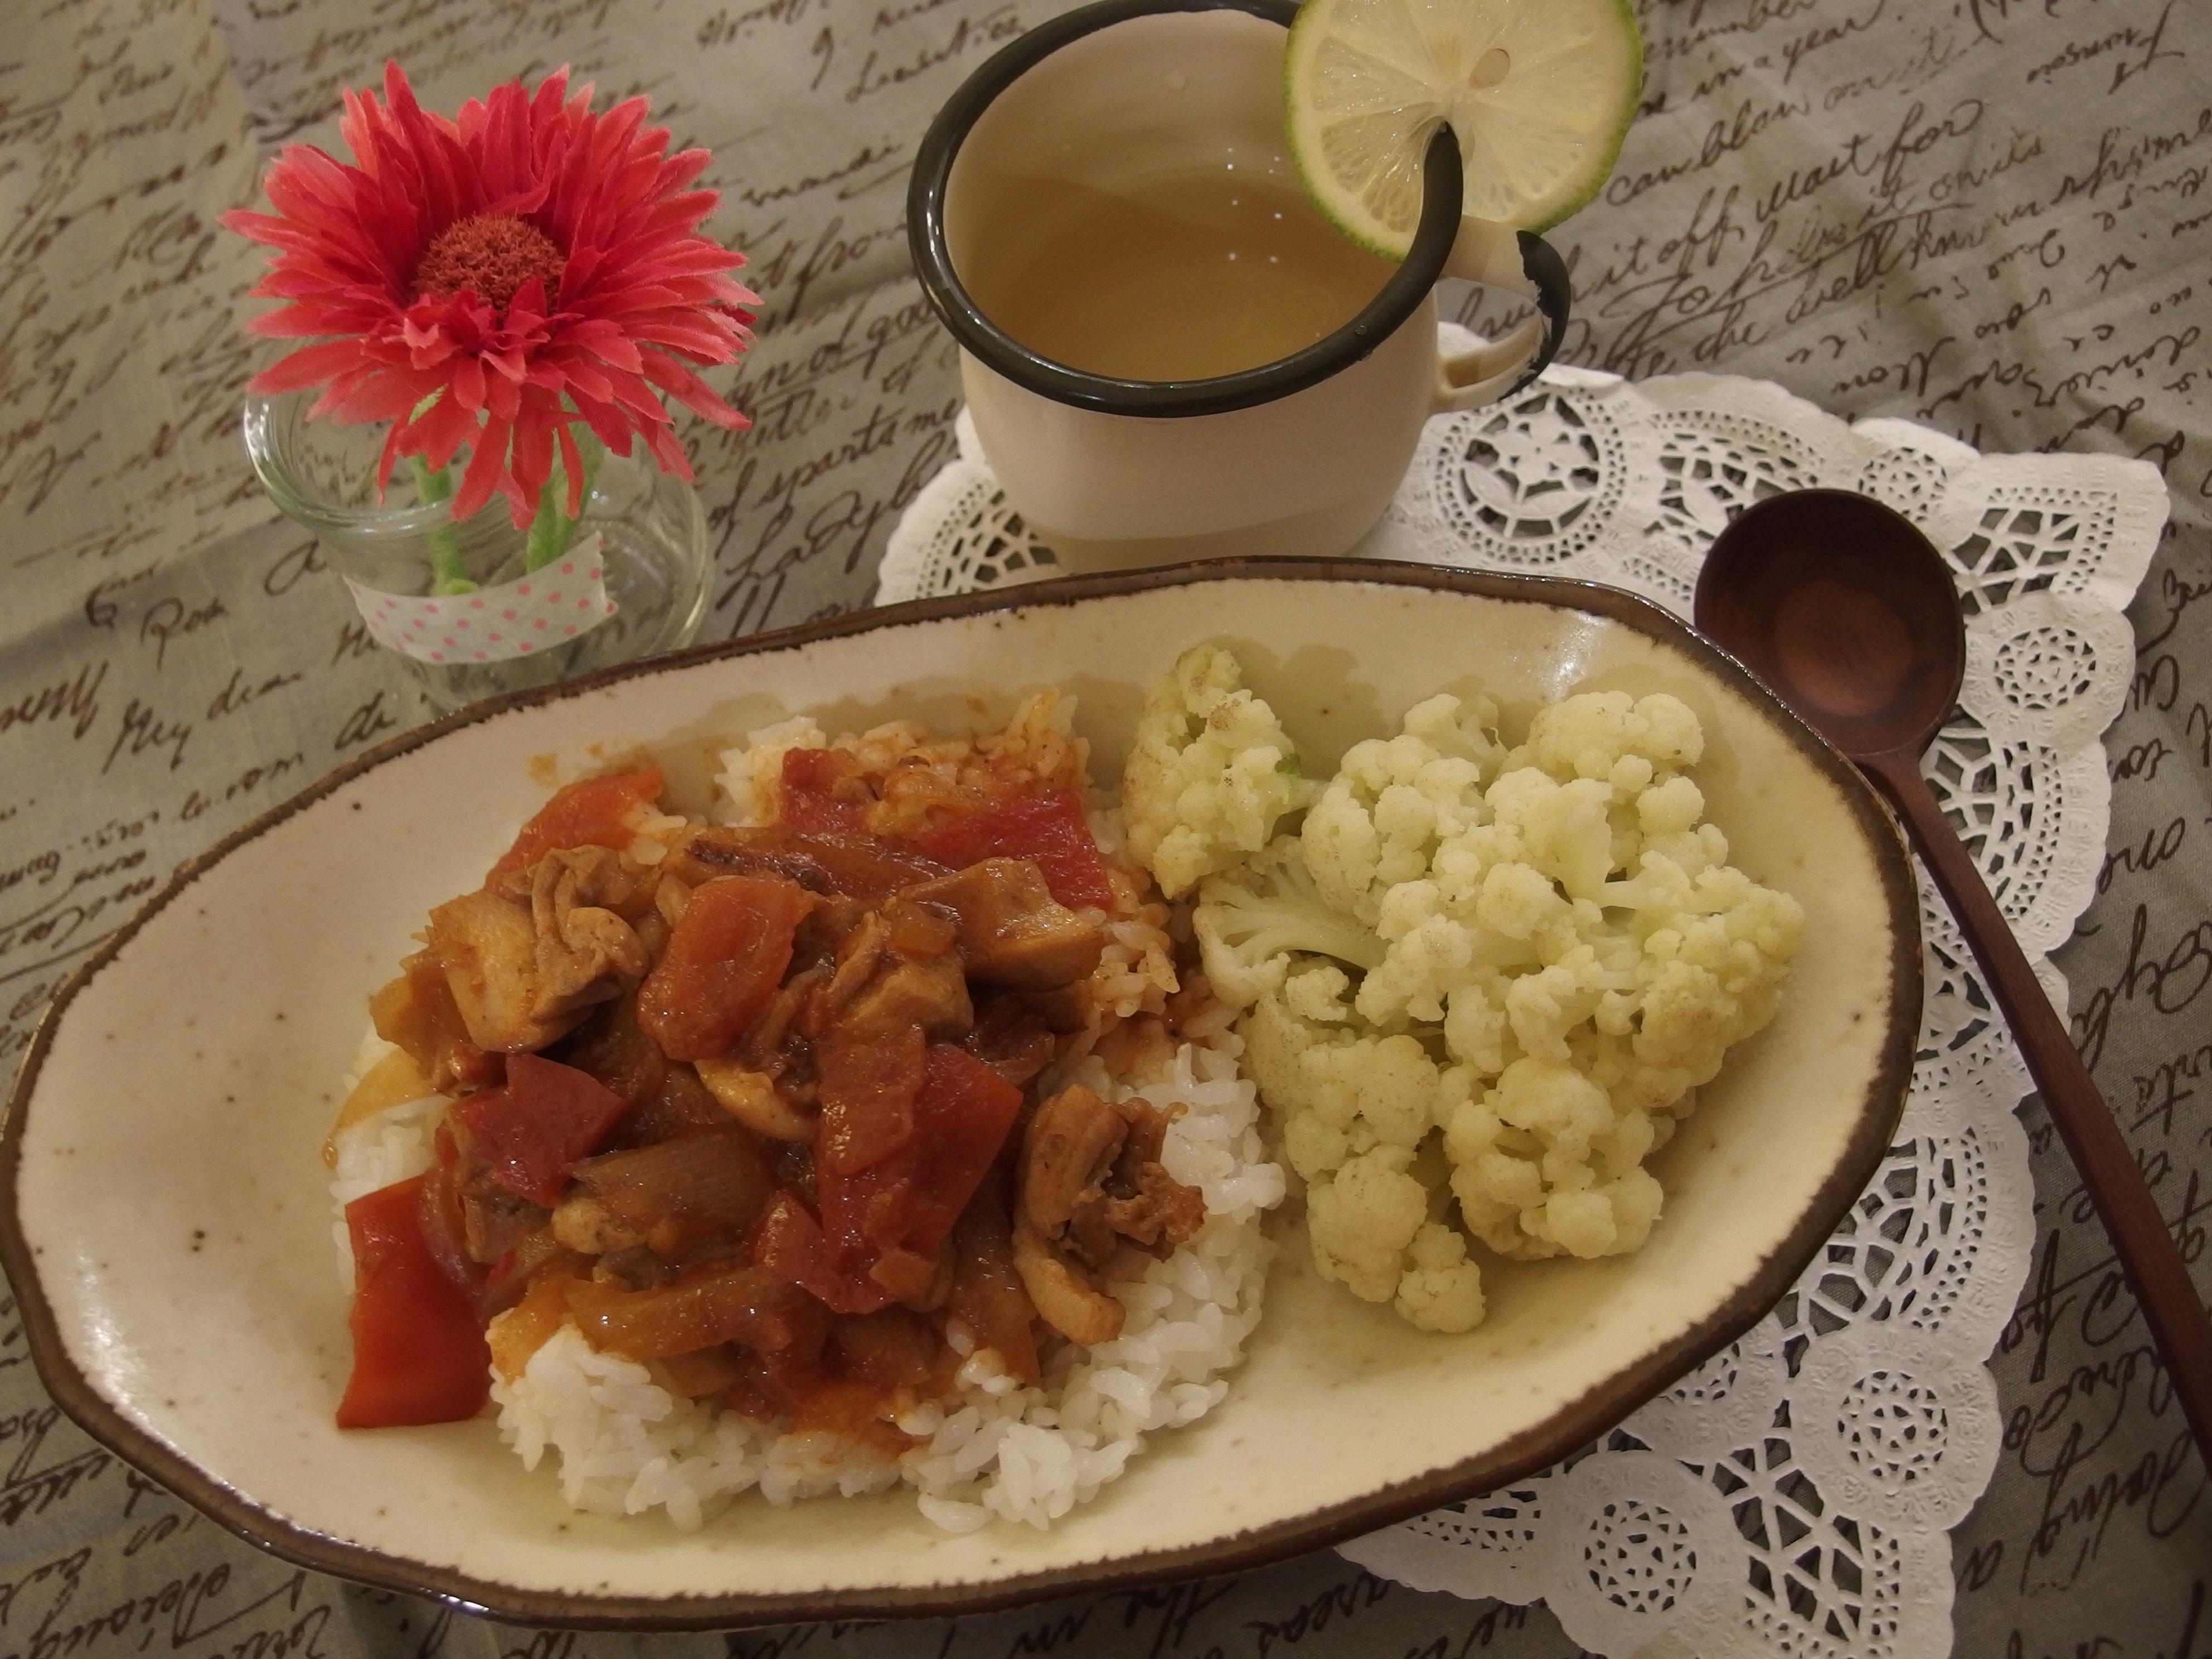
[778,749,872,833]
[486,765,663,887]
[636,874,812,1061]
[337,1175,493,1428]
[457,1054,630,1208]
[814,1025,927,1177]
[909,789,1114,911]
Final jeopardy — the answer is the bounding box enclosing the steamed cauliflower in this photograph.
[1153,663,1805,1337]
[1192,836,1384,1010]
[1302,693,1503,924]
[1121,644,1317,898]
[1396,1223,1486,1332]
[1241,987,1439,1180]
[1442,1056,1666,1261]
[1307,1146,1429,1303]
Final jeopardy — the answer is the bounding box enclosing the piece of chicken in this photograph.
[1022,1084,1132,1237]
[695,1057,817,1142]
[905,860,1105,989]
[428,846,650,1052]
[1011,1084,1205,1344]
[529,847,651,1016]
[838,950,974,1042]
[1011,1215,1125,1346]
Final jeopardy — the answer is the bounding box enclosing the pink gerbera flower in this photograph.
[224,63,754,528]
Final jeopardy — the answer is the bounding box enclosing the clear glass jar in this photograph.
[242,389,709,710]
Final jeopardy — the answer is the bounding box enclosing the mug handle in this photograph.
[1430,220,1573,414]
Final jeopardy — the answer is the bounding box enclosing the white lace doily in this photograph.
[874,339,2169,1659]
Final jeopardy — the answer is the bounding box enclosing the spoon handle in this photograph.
[1859,746,2212,1467]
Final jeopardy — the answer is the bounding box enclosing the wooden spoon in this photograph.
[1695,488,2212,1465]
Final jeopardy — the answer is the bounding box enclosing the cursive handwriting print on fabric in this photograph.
[0,0,2206,1655]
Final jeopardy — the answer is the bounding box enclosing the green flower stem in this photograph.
[523,438,601,572]
[408,456,476,597]
[409,434,599,594]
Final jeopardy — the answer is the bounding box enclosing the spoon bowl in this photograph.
[1696,491,1965,760]
[1695,489,2212,1470]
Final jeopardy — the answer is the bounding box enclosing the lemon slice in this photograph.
[1285,0,1643,256]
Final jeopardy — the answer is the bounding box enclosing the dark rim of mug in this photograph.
[906,0,1466,418]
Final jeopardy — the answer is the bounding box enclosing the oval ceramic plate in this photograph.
[1,561,1920,1628]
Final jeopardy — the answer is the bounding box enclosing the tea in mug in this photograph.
[966,165,1396,381]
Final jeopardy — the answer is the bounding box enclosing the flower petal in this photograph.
[640,350,748,430]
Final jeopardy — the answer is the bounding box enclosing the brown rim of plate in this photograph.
[0,557,1923,1631]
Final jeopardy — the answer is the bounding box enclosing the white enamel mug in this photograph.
[908,0,1571,573]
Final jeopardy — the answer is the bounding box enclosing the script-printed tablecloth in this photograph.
[1,0,2206,1655]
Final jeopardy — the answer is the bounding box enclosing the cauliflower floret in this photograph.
[1503,692,1712,881]
[1601,848,1697,923]
[1401,691,1507,772]
[1430,818,1527,908]
[1444,1055,1672,1259]
[1307,1145,1429,1302]
[1637,774,1705,837]
[1122,644,1317,898]
[1634,879,1803,1076]
[1302,1034,1439,1152]
[1533,1168,1666,1258]
[1474,860,1569,942]
[1505,955,1609,1061]
[1243,992,1440,1179]
[1510,691,1702,782]
[1443,976,1513,1075]
[1283,961,1356,1024]
[1486,768,1616,902]
[1353,880,1471,1025]
[1302,695,1500,924]
[1351,870,1566,1031]
[1194,836,1383,1010]
[1597,856,1806,1102]
[1498,1054,1614,1163]
[1395,1221,1487,1333]
[1645,821,1732,880]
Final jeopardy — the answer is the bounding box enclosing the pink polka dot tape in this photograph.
[342,534,619,665]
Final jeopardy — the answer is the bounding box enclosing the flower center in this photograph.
[413,213,565,311]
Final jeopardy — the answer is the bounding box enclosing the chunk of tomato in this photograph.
[636,874,812,1061]
[778,748,872,833]
[337,1175,492,1428]
[486,766,663,887]
[457,1054,630,1208]
[753,1191,894,1315]
[809,1044,1025,1306]
[908,789,1113,911]
[902,1045,1025,1255]
[822,1153,913,1261]
[814,1025,926,1177]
